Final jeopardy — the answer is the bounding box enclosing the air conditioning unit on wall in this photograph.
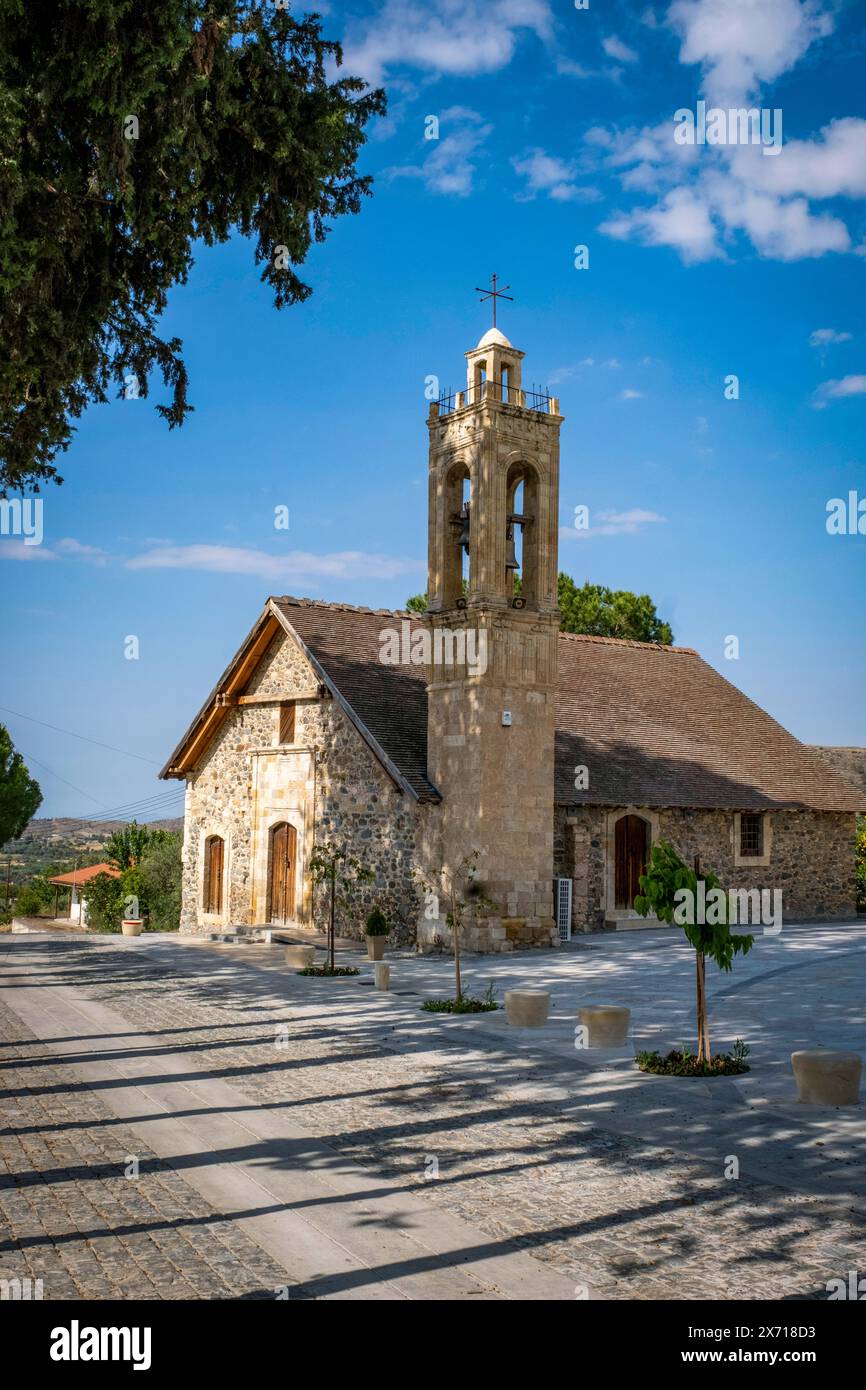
[555,877,573,942]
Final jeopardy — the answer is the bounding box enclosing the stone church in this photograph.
[161,324,864,949]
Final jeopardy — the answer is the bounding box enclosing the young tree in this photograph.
[634,840,754,1060]
[0,725,42,849]
[0,2,385,489]
[308,841,373,971]
[415,851,497,1002]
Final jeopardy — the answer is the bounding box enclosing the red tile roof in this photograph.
[48,862,121,887]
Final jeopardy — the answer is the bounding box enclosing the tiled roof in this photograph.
[48,863,121,887]
[810,746,866,799]
[273,598,439,801]
[272,598,864,814]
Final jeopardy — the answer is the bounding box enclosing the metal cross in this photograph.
[475,272,513,328]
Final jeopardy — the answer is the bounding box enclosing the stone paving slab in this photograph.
[2,928,866,1300]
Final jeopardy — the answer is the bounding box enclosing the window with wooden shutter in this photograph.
[739,813,764,858]
[279,702,295,745]
[204,835,224,914]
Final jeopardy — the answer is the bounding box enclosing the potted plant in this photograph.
[364,907,389,960]
[121,917,143,937]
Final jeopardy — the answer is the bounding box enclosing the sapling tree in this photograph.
[634,839,754,1061]
[308,841,373,971]
[415,851,497,1002]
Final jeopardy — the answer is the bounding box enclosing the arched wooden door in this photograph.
[615,815,650,910]
[268,822,297,924]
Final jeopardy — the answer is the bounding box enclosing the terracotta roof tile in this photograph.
[271,597,864,814]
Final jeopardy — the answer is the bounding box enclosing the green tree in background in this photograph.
[139,833,183,931]
[0,1,385,489]
[0,724,42,849]
[405,573,674,644]
[556,575,674,644]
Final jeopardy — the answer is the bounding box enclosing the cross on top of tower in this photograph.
[475,272,513,329]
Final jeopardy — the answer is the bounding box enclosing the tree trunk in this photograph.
[328,865,336,971]
[695,951,710,1060]
[451,890,462,1001]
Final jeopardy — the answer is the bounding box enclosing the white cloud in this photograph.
[126,545,420,582]
[813,375,866,408]
[386,108,492,196]
[56,538,110,565]
[667,0,834,104]
[809,328,853,347]
[730,118,866,199]
[512,148,600,202]
[560,508,667,540]
[601,186,720,261]
[619,388,645,400]
[342,0,554,85]
[0,540,56,562]
[602,36,638,64]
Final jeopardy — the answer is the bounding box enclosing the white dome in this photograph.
[475,326,512,349]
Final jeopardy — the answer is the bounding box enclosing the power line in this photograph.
[18,749,104,805]
[0,705,161,765]
[73,790,185,823]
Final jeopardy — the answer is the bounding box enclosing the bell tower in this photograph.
[420,320,563,952]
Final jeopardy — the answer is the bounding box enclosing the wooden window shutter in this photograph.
[279,703,295,745]
[205,836,224,914]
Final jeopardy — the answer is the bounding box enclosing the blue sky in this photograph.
[2,0,865,820]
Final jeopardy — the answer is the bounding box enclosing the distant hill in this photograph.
[1,817,184,883]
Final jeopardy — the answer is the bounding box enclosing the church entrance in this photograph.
[267,821,297,924]
[614,814,649,910]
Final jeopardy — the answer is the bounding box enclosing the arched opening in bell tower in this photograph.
[444,459,471,606]
[506,461,540,604]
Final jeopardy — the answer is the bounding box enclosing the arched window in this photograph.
[506,461,540,601]
[204,835,225,915]
[444,459,471,605]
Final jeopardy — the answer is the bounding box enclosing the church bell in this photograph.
[505,519,519,573]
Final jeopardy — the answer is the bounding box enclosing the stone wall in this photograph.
[181,630,421,942]
[555,804,859,932]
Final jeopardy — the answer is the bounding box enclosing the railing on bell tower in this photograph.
[435,378,554,416]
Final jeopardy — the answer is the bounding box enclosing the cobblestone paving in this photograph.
[8,934,860,1301]
[0,998,297,1300]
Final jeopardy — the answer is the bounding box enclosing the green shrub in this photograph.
[364,907,389,936]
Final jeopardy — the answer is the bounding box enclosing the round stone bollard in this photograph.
[285,944,316,970]
[577,1005,631,1047]
[373,962,390,991]
[504,989,551,1028]
[791,1049,862,1106]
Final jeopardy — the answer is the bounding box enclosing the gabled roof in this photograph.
[162,597,865,815]
[48,863,121,887]
[554,634,865,812]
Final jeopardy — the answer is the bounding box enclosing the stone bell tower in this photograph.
[420,322,563,952]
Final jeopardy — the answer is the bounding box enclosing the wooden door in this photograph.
[204,836,224,915]
[268,822,296,924]
[615,815,649,909]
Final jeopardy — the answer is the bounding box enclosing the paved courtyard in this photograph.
[1,924,865,1300]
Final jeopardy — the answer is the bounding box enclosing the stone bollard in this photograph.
[791,1049,862,1106]
[373,962,390,991]
[577,1005,631,1047]
[285,944,316,970]
[504,989,551,1028]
